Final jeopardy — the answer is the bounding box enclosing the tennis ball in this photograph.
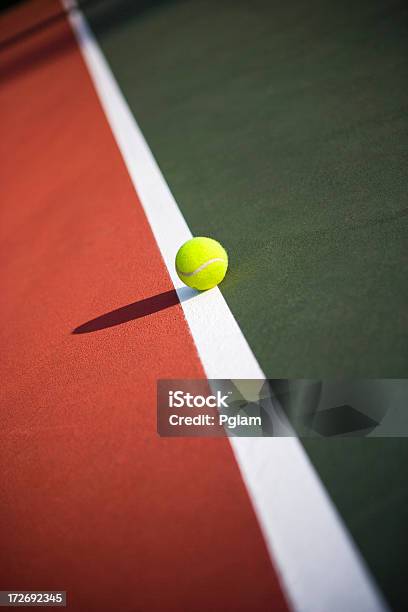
[175,237,228,291]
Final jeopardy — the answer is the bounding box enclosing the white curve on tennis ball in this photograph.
[176,257,227,278]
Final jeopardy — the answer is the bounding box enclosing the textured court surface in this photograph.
[0,3,288,610]
[1,1,407,610]
[82,1,408,609]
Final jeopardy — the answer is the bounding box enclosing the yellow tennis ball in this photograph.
[175,237,228,291]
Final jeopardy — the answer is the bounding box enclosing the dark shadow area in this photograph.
[0,0,175,84]
[0,7,68,52]
[0,0,172,52]
[77,0,171,38]
[0,0,26,13]
[306,404,380,437]
[1,29,74,84]
[72,286,196,334]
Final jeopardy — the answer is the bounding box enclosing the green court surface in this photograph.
[83,1,408,609]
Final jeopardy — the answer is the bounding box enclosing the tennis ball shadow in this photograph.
[72,286,196,334]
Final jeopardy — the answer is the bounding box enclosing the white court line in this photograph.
[62,3,389,611]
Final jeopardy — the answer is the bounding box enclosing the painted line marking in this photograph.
[176,257,226,278]
[62,2,389,611]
